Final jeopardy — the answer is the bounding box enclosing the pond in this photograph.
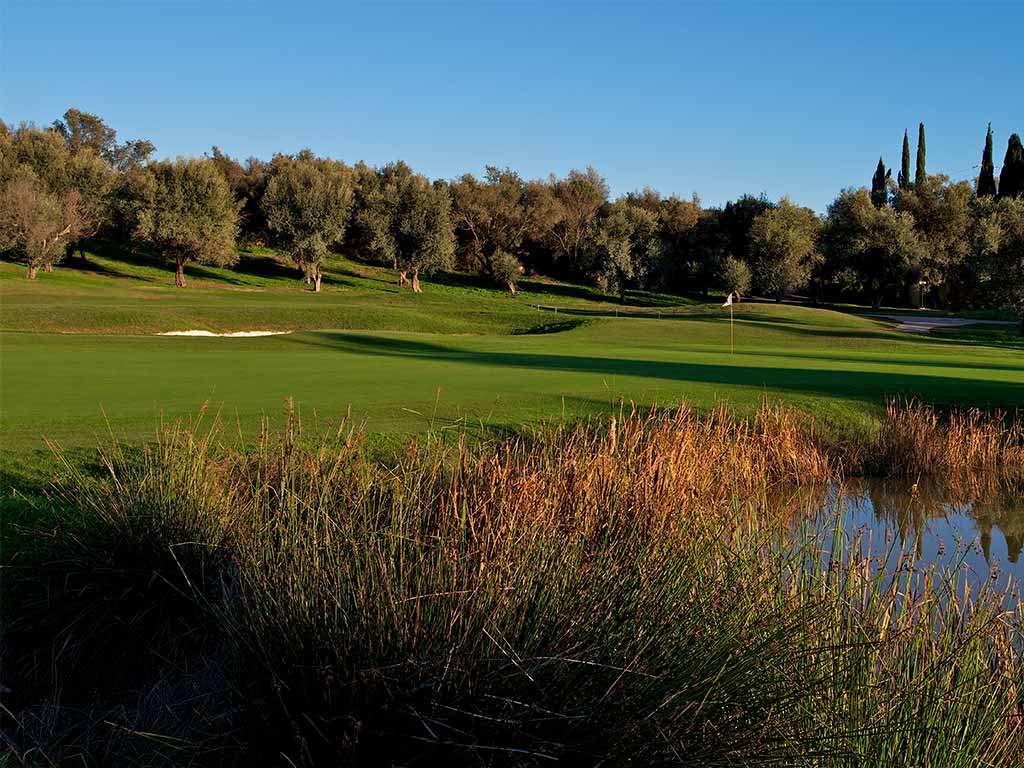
[799,477,1024,599]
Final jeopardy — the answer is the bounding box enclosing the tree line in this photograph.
[1,109,1022,327]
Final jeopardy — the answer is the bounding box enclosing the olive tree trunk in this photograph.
[411,268,422,293]
[27,264,40,279]
[398,270,408,287]
[313,265,322,293]
[175,258,187,287]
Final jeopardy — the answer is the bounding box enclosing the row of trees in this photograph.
[1,109,1022,327]
[873,122,1024,203]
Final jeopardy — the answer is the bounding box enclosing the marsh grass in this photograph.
[873,399,1024,481]
[3,402,1022,765]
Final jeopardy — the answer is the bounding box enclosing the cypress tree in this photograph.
[871,157,890,208]
[977,123,997,197]
[898,129,911,190]
[915,122,926,188]
[998,133,1024,199]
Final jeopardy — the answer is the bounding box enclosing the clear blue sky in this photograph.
[2,1,1021,211]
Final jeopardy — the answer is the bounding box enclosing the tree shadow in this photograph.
[285,332,1024,410]
[518,279,607,303]
[732,347,1023,374]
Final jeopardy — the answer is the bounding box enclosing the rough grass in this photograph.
[3,402,1022,766]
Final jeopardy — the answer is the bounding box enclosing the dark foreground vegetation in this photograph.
[3,401,1022,766]
[1,109,1022,328]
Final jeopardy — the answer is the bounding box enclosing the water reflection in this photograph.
[802,477,1024,593]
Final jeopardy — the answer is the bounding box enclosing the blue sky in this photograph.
[2,1,1021,211]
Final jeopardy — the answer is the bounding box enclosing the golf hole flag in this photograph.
[723,293,734,353]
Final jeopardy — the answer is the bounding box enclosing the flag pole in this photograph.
[723,292,735,354]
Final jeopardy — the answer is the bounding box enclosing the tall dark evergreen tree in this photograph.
[998,133,1024,199]
[870,157,890,208]
[898,129,911,190]
[914,122,926,188]
[977,123,997,197]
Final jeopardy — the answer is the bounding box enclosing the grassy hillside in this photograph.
[0,248,700,336]
[3,249,1023,482]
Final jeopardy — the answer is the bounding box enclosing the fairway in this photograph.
[3,254,1023,482]
[4,308,1022,467]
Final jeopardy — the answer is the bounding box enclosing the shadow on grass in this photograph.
[731,347,1024,374]
[518,278,702,308]
[286,332,1024,410]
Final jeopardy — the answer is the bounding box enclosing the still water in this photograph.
[802,477,1024,595]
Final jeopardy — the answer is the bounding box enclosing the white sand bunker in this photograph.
[158,330,292,337]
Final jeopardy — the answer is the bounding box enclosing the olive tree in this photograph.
[451,167,527,292]
[894,175,974,304]
[972,196,1024,333]
[0,126,98,277]
[52,108,154,172]
[358,162,454,292]
[749,197,821,300]
[262,153,353,292]
[133,158,240,287]
[589,200,661,300]
[658,195,701,255]
[450,166,559,294]
[543,167,608,270]
[718,255,752,298]
[491,249,523,295]
[0,168,84,278]
[824,188,923,308]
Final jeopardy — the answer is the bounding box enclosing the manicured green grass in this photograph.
[3,250,1022,485]
[0,249,699,336]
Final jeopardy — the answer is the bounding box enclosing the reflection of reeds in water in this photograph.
[838,476,1024,566]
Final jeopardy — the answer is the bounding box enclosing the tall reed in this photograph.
[874,399,1024,480]
[5,401,1022,766]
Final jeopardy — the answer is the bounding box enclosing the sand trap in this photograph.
[870,315,1014,334]
[158,330,292,337]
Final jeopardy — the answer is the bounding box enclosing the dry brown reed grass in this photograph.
[874,399,1024,479]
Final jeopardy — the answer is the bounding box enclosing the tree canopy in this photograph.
[824,188,922,308]
[357,161,455,292]
[999,134,1024,200]
[133,158,240,286]
[262,153,354,291]
[749,198,821,300]
[978,124,997,197]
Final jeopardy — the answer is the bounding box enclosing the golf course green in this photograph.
[2,251,1022,480]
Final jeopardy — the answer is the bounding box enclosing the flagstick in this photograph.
[722,292,735,355]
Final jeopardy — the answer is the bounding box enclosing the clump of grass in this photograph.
[874,399,1024,480]
[4,402,1023,766]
